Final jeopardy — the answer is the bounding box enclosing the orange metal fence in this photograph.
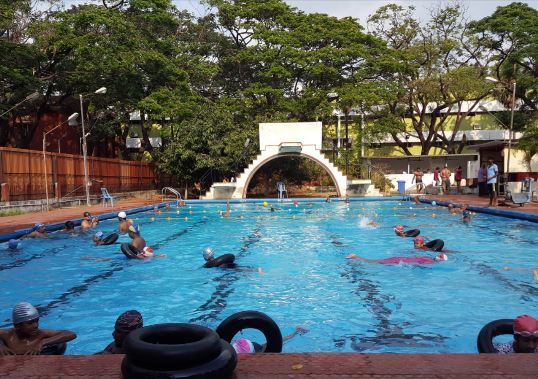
[0,147,167,202]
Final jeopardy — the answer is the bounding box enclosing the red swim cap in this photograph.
[514,315,538,333]
[413,236,425,243]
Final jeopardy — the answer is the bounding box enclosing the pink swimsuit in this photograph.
[378,256,435,265]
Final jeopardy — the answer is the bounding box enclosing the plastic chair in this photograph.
[277,181,288,199]
[100,187,116,207]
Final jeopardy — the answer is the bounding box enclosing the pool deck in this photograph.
[1,353,537,378]
[422,194,538,215]
[0,198,157,234]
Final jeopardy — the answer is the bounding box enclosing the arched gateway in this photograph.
[201,122,376,199]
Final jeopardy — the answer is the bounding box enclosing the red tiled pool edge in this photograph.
[1,353,537,378]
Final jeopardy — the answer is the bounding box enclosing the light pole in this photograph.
[0,92,40,118]
[79,87,106,206]
[485,76,516,178]
[43,113,79,210]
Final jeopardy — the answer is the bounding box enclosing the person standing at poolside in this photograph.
[454,166,463,194]
[477,163,487,197]
[0,302,76,355]
[486,157,499,206]
[433,167,441,186]
[441,165,451,194]
[412,167,424,193]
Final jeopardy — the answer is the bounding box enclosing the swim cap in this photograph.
[34,223,45,230]
[8,239,20,250]
[83,211,91,217]
[435,253,448,261]
[514,315,538,334]
[462,210,470,216]
[12,302,39,324]
[233,338,255,353]
[203,247,214,261]
[118,211,127,219]
[128,225,140,234]
[115,310,143,333]
[431,201,437,206]
[94,231,104,239]
[141,247,154,257]
[413,236,425,243]
[394,225,404,232]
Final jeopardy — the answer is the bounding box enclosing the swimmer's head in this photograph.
[94,231,104,240]
[394,225,404,234]
[12,302,39,325]
[64,221,75,230]
[203,247,214,261]
[141,246,154,258]
[118,211,127,220]
[83,211,91,218]
[8,239,20,250]
[462,210,470,216]
[434,253,448,261]
[34,223,45,232]
[413,236,425,247]
[128,225,140,235]
[233,337,255,354]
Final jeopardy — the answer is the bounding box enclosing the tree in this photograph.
[367,4,491,155]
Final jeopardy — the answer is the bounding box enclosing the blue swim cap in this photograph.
[463,210,470,216]
[94,231,104,239]
[8,239,20,250]
[34,223,45,231]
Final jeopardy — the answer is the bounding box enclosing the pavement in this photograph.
[421,193,538,215]
[1,353,537,378]
[0,197,160,234]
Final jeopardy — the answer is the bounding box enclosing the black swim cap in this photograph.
[83,211,91,217]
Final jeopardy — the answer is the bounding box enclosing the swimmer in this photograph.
[413,236,456,253]
[61,221,76,234]
[462,210,472,223]
[203,247,262,273]
[22,223,48,239]
[132,246,165,260]
[220,201,231,218]
[97,310,143,354]
[81,211,93,229]
[117,211,133,233]
[447,204,458,214]
[127,225,146,251]
[325,197,332,203]
[494,315,538,354]
[346,253,447,265]
[345,196,350,204]
[0,302,76,355]
[93,231,106,245]
[414,196,421,205]
[270,205,281,212]
[394,225,406,236]
[165,203,171,209]
[233,326,307,353]
[7,239,21,251]
[152,206,162,215]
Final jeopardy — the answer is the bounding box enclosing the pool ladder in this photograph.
[161,187,182,205]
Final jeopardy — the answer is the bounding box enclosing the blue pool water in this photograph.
[1,200,537,354]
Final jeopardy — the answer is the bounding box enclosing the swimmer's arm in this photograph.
[40,329,77,347]
[0,337,15,355]
[346,254,376,263]
[283,326,308,342]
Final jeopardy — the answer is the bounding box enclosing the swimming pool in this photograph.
[1,200,537,354]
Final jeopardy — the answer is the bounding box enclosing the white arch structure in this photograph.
[201,122,376,199]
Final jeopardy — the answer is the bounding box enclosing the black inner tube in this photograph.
[204,254,235,268]
[404,229,420,237]
[121,243,140,259]
[124,323,222,370]
[216,310,283,353]
[101,233,119,245]
[477,319,514,353]
[425,239,444,252]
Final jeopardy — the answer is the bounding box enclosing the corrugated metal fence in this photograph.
[0,147,166,201]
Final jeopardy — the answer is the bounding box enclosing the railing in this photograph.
[162,187,181,203]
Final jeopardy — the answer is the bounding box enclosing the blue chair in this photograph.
[100,187,116,207]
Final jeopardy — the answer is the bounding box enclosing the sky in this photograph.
[60,0,538,25]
